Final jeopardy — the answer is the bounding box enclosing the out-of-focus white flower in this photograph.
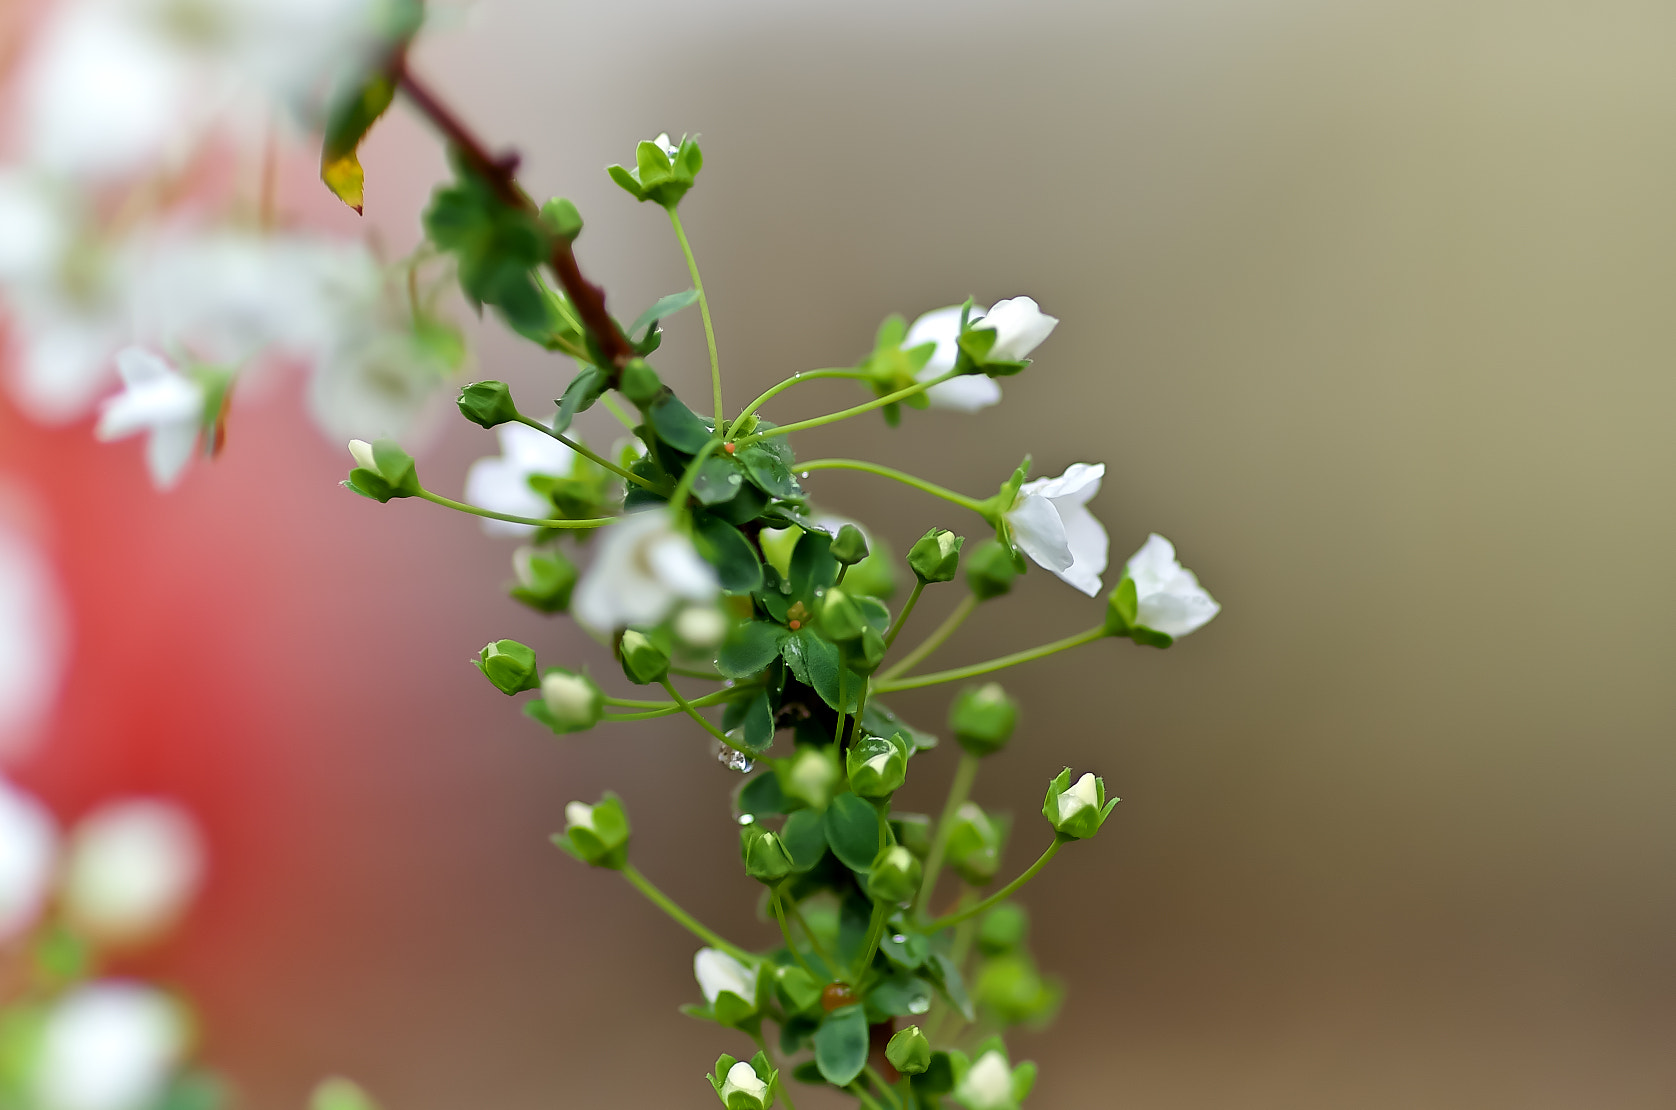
[0,174,72,283]
[573,510,719,633]
[1124,534,1220,638]
[94,349,205,490]
[1004,463,1108,596]
[674,606,728,651]
[694,948,757,1007]
[0,516,70,760]
[463,421,576,538]
[207,0,405,119]
[307,328,452,444]
[955,1050,1016,1110]
[904,305,1002,413]
[32,982,186,1110]
[0,777,57,941]
[61,799,205,947]
[973,296,1057,362]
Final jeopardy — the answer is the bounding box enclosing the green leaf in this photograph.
[780,808,828,871]
[693,513,763,593]
[628,289,700,343]
[779,629,854,711]
[738,690,775,754]
[554,366,609,433]
[926,952,975,1021]
[866,975,935,1020]
[824,793,883,874]
[854,596,891,635]
[737,444,803,500]
[691,454,748,506]
[862,701,937,751]
[880,929,932,971]
[789,529,838,603]
[649,395,714,454]
[319,72,397,214]
[718,621,791,678]
[736,772,788,818]
[813,1004,869,1087]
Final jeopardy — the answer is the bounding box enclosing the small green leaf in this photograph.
[739,690,775,754]
[554,366,608,433]
[789,529,838,603]
[648,395,714,454]
[691,454,748,505]
[693,513,763,593]
[319,73,397,214]
[628,289,700,342]
[737,444,803,500]
[718,621,790,678]
[813,1004,869,1087]
[780,629,854,711]
[824,793,883,874]
[736,772,788,818]
[780,807,827,871]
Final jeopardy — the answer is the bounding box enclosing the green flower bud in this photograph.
[474,638,539,695]
[891,813,934,858]
[842,534,897,600]
[619,359,663,406]
[965,539,1020,600]
[709,1051,777,1110]
[529,668,605,734]
[455,380,519,428]
[781,745,840,811]
[554,792,630,869]
[886,1026,932,1076]
[976,902,1029,956]
[343,438,419,501]
[974,952,1061,1027]
[1042,769,1118,840]
[540,196,584,241]
[815,587,866,645]
[866,844,922,905]
[608,132,704,209]
[618,629,670,685]
[510,545,578,614]
[845,733,909,798]
[849,625,888,676]
[907,528,963,583]
[740,823,794,883]
[831,524,869,566]
[944,801,1004,885]
[949,683,1019,757]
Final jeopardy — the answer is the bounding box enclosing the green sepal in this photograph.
[1041,767,1119,840]
[553,792,630,869]
[618,629,671,685]
[813,1004,868,1087]
[510,546,578,614]
[815,587,866,645]
[907,528,963,583]
[474,639,539,695]
[885,1026,932,1076]
[910,1052,957,1097]
[740,823,795,883]
[1103,575,1138,634]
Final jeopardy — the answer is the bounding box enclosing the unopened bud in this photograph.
[965,539,1020,600]
[1043,768,1116,840]
[866,844,922,905]
[456,380,520,428]
[885,1026,932,1076]
[619,359,662,406]
[850,625,888,676]
[831,524,869,566]
[740,824,794,883]
[618,629,670,685]
[907,528,963,583]
[675,606,729,651]
[555,794,631,869]
[533,668,604,733]
[475,639,539,695]
[949,683,1019,756]
[816,587,866,645]
[945,801,1003,885]
[540,196,584,241]
[845,733,909,798]
[511,546,578,614]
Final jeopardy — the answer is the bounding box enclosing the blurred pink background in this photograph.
[4,1,1675,1107]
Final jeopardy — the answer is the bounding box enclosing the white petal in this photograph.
[1005,494,1072,572]
[463,458,546,538]
[977,296,1058,361]
[0,778,58,941]
[347,440,376,471]
[1019,461,1103,505]
[574,512,717,633]
[564,801,594,831]
[499,420,575,474]
[143,419,199,489]
[1053,502,1109,597]
[33,983,185,1110]
[922,373,1001,413]
[723,1061,768,1099]
[694,948,756,1005]
[647,535,719,602]
[1136,585,1221,638]
[1125,534,1220,637]
[0,526,70,759]
[961,1052,1014,1108]
[1124,533,1180,596]
[903,304,982,377]
[0,173,69,281]
[62,801,204,947]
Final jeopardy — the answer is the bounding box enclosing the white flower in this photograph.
[564,801,597,832]
[61,799,205,947]
[973,296,1058,362]
[0,518,70,759]
[541,672,602,731]
[904,305,1002,413]
[1004,463,1108,596]
[674,606,728,650]
[956,1051,1015,1110]
[573,510,718,633]
[32,983,186,1110]
[1125,534,1220,637]
[721,1061,769,1102]
[653,132,681,157]
[0,777,57,941]
[694,947,758,1006]
[1055,773,1100,826]
[94,349,205,490]
[464,421,576,538]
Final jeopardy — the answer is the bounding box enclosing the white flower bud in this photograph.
[1005,463,1108,597]
[0,777,57,941]
[694,947,757,1006]
[33,983,186,1110]
[541,672,602,731]
[976,296,1058,362]
[1055,773,1100,826]
[564,801,595,833]
[347,438,376,472]
[674,606,728,651]
[62,800,204,947]
[721,1061,768,1101]
[959,1051,1014,1110]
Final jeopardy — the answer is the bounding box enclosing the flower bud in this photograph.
[61,800,204,948]
[456,380,520,428]
[619,359,663,406]
[618,629,670,685]
[695,948,761,1026]
[965,539,1020,600]
[849,625,888,676]
[540,196,584,241]
[907,528,963,583]
[608,132,704,209]
[891,812,933,858]
[1042,769,1117,840]
[975,952,1062,1026]
[845,733,909,799]
[976,902,1029,956]
[886,1026,932,1076]
[944,801,1004,885]
[475,639,539,695]
[342,438,419,501]
[815,587,866,645]
[709,1051,777,1110]
[830,524,869,567]
[782,746,840,811]
[675,606,729,651]
[954,1048,1036,1110]
[554,793,630,869]
[531,668,604,733]
[510,546,578,614]
[949,684,1019,757]
[740,824,794,884]
[866,844,922,905]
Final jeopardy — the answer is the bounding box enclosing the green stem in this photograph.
[660,678,753,757]
[620,864,754,963]
[864,1066,907,1110]
[794,459,991,517]
[851,898,889,984]
[915,752,980,920]
[876,626,1106,695]
[601,685,752,716]
[748,1031,800,1110]
[923,836,1068,933]
[879,595,976,683]
[667,437,721,515]
[512,414,660,492]
[771,888,817,978]
[851,1085,886,1110]
[731,369,872,433]
[602,695,672,709]
[833,659,850,747]
[849,677,871,748]
[883,580,925,649]
[416,488,614,530]
[668,208,723,428]
[599,393,637,430]
[732,370,961,446]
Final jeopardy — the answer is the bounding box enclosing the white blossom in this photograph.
[694,947,758,1006]
[61,799,205,947]
[464,421,576,538]
[674,606,728,650]
[573,510,718,633]
[94,350,205,490]
[956,1051,1015,1110]
[1005,463,1108,596]
[1055,773,1100,826]
[904,305,1003,412]
[1125,534,1220,637]
[564,801,597,833]
[721,1061,769,1102]
[0,517,70,759]
[973,296,1058,362]
[541,672,601,731]
[32,983,186,1110]
[0,777,57,941]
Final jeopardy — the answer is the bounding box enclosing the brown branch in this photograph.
[394,62,637,368]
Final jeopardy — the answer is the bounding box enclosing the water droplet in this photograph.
[891,934,908,944]
[909,998,931,1014]
[715,742,754,773]
[738,813,756,825]
[724,679,736,687]
[799,471,811,479]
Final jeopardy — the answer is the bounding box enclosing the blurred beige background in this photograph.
[156,1,1676,1107]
